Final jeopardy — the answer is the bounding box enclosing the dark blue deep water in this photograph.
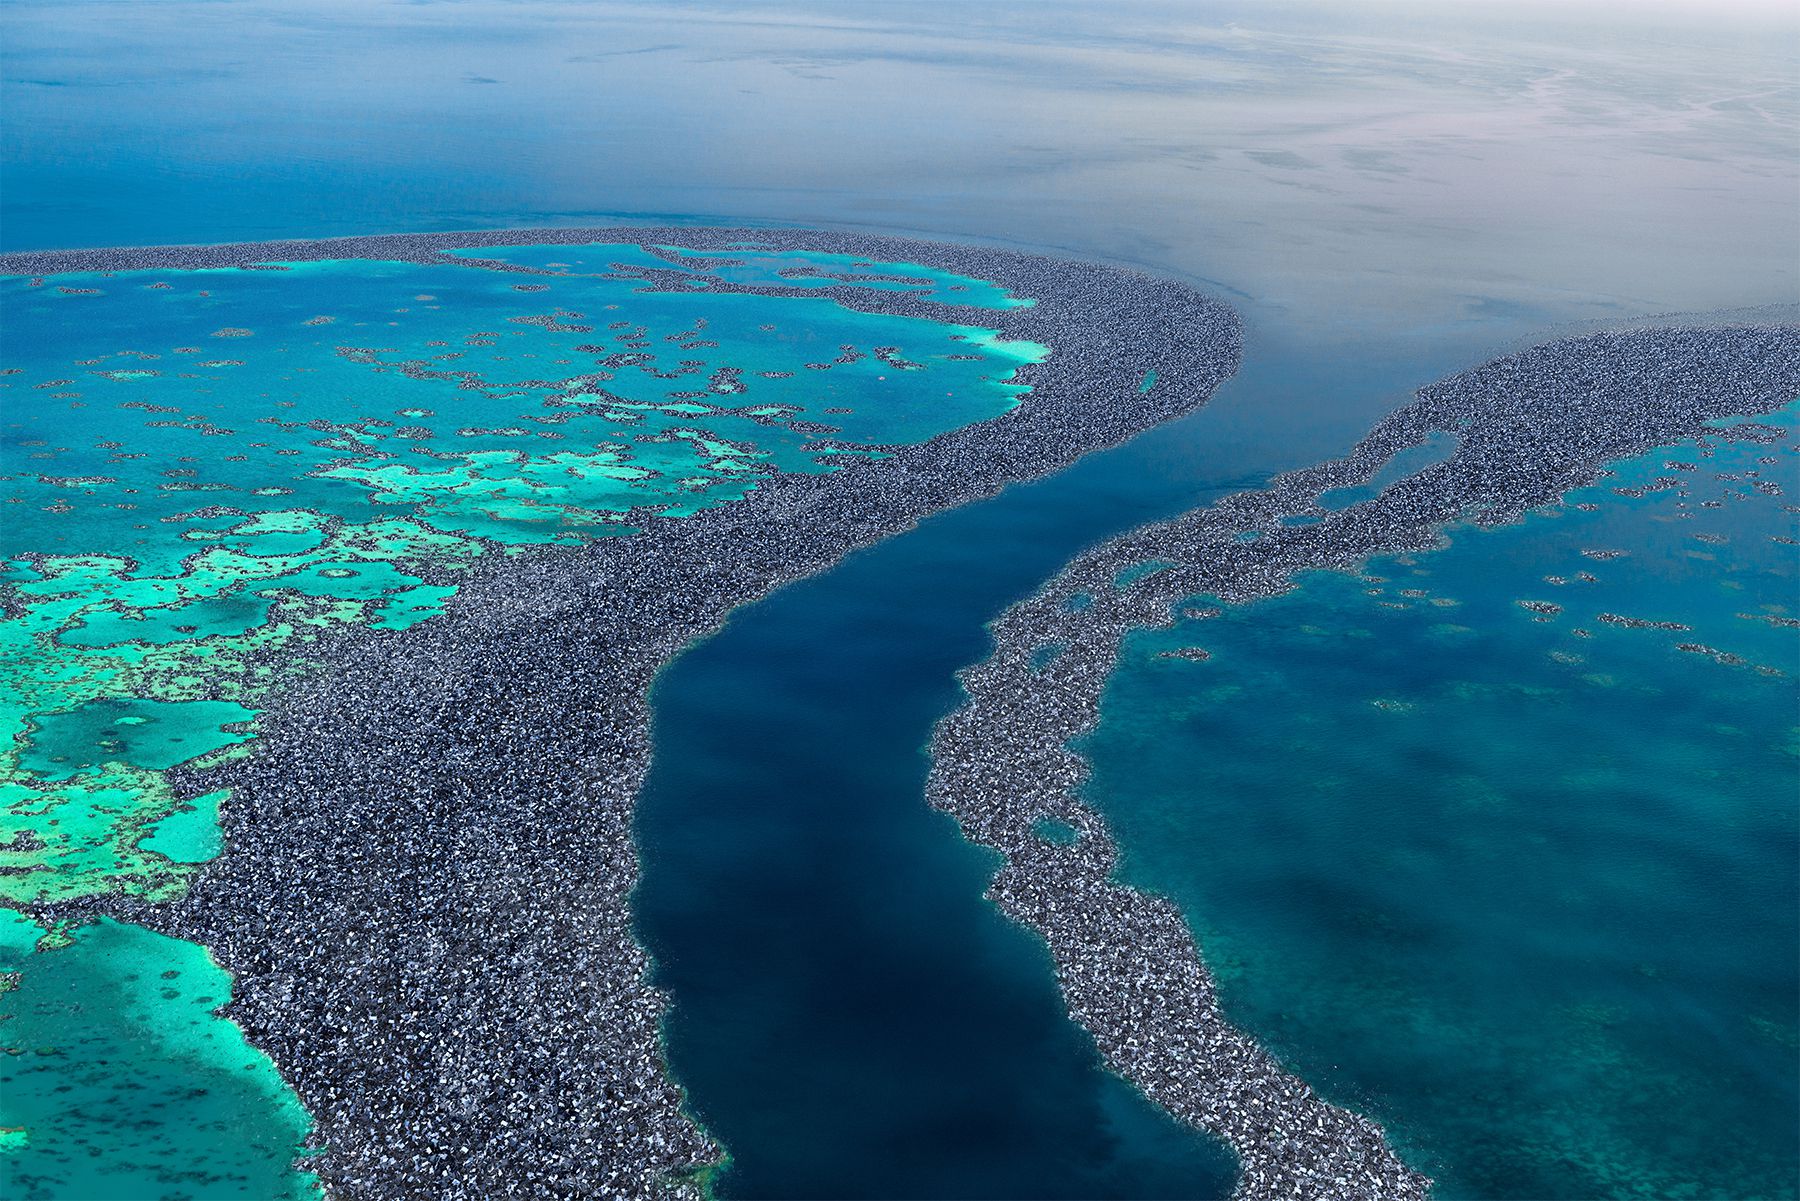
[633,529,1238,1198]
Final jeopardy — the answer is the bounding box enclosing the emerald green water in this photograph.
[137,790,227,865]
[20,699,258,782]
[0,245,1043,1196]
[3,0,1793,1193]
[0,912,317,1200]
[1082,415,1800,1197]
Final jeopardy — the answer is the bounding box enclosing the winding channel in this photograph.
[633,328,1486,1197]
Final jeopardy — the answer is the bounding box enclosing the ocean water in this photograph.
[1,243,1038,902]
[5,0,1795,339]
[4,0,1795,1196]
[0,912,316,1201]
[1079,414,1800,1197]
[2,283,1508,1198]
[0,245,1041,1197]
[634,563,1240,1198]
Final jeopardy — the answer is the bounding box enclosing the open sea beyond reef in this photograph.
[4,1,1799,1198]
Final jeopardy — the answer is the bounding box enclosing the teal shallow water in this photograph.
[0,913,317,1200]
[1082,413,1800,1197]
[3,1,1793,1194]
[20,242,1782,1198]
[0,245,1042,1196]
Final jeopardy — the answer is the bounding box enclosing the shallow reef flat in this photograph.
[927,326,1800,1201]
[1,233,1057,1195]
[0,911,317,1199]
[1,228,1242,1197]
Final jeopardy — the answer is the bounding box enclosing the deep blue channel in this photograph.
[632,330,1487,1197]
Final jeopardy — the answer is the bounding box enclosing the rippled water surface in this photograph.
[6,0,1796,339]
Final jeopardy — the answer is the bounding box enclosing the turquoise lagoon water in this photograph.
[445,243,1037,311]
[0,912,316,1201]
[634,343,1800,1200]
[0,245,1043,1197]
[1080,416,1800,1197]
